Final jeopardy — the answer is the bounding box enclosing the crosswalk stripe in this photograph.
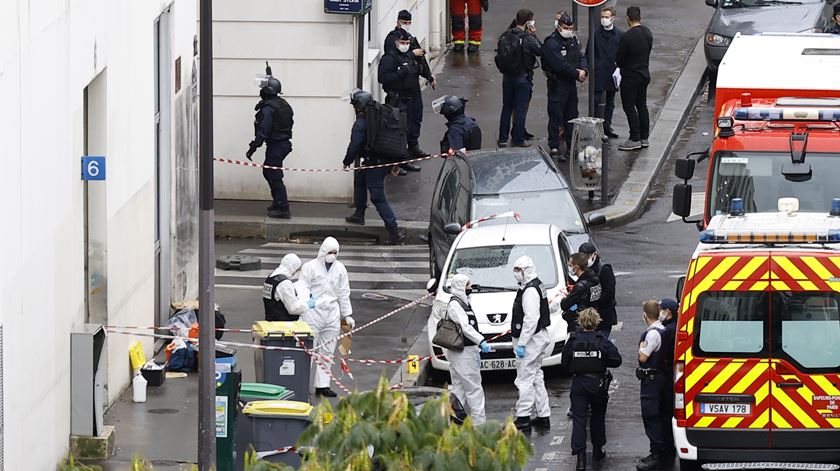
[240,249,428,260]
[215,268,429,283]
[262,242,428,252]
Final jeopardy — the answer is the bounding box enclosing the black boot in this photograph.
[531,416,550,429]
[345,211,365,225]
[514,416,532,432]
[576,453,587,471]
[636,453,661,471]
[267,208,291,219]
[315,387,337,398]
[592,447,606,461]
[453,43,465,52]
[467,44,479,54]
[407,145,430,158]
[386,228,406,246]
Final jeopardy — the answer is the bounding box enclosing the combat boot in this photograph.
[514,416,532,432]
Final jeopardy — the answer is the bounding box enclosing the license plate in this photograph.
[480,359,518,370]
[699,403,751,415]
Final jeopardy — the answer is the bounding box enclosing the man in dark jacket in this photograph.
[542,11,588,162]
[586,6,623,140]
[342,91,405,246]
[579,242,617,336]
[383,10,436,173]
[379,25,432,168]
[433,95,482,154]
[826,5,840,34]
[247,73,294,219]
[561,253,602,332]
[497,8,542,148]
[616,6,653,151]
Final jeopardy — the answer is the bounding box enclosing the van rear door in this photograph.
[684,252,772,449]
[769,254,840,449]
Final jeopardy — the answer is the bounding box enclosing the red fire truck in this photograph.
[672,33,840,228]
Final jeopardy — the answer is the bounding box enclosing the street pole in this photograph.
[352,13,366,209]
[572,3,579,28]
[198,0,216,468]
[588,7,597,118]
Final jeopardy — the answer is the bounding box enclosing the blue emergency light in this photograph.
[832,198,840,216]
[729,198,745,216]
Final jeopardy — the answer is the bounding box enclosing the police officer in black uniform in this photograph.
[247,65,294,219]
[378,28,431,169]
[263,253,312,321]
[636,300,670,471]
[561,308,622,470]
[561,253,602,332]
[542,12,588,162]
[658,298,679,459]
[342,90,405,246]
[433,95,482,154]
[579,242,617,336]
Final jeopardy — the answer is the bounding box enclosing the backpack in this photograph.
[495,30,525,75]
[365,101,408,163]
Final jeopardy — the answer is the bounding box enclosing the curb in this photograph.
[587,37,707,227]
[215,215,428,243]
[389,325,432,388]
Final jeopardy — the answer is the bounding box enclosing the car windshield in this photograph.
[445,245,557,292]
[721,0,812,8]
[473,190,585,233]
[708,152,840,216]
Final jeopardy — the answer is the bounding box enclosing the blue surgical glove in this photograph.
[307,297,316,309]
[479,341,491,353]
[514,345,526,359]
[570,304,578,312]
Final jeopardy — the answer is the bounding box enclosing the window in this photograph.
[694,291,768,356]
[438,166,460,224]
[446,245,558,291]
[774,292,840,372]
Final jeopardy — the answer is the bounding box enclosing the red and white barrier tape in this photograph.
[105,325,253,334]
[214,153,440,173]
[293,334,352,396]
[256,446,298,459]
[462,211,521,230]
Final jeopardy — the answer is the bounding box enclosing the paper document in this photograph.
[612,69,622,89]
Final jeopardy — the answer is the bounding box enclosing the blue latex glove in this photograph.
[479,341,491,353]
[514,345,526,359]
[307,297,316,309]
[570,304,579,312]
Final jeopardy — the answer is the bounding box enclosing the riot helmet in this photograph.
[350,89,374,109]
[432,95,467,118]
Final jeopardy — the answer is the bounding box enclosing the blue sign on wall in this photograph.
[324,0,372,15]
[81,156,106,181]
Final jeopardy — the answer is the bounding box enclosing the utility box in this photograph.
[71,324,107,437]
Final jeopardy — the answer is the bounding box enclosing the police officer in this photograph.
[561,308,622,470]
[636,300,670,471]
[247,67,294,219]
[561,253,602,332]
[442,274,491,425]
[378,28,430,167]
[263,253,314,321]
[658,298,679,459]
[542,11,588,162]
[579,243,617,336]
[342,90,405,246]
[511,255,552,432]
[825,5,840,34]
[432,95,482,154]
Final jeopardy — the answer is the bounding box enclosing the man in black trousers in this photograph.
[616,6,653,152]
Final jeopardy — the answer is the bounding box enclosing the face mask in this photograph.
[465,288,473,297]
[587,255,596,268]
[560,29,575,39]
[658,310,667,322]
[325,254,337,264]
[569,272,579,282]
[400,23,411,33]
[601,17,614,29]
[514,271,525,284]
[527,20,535,28]
[397,43,410,53]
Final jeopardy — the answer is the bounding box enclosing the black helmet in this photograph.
[433,95,467,116]
[350,90,374,109]
[262,76,282,95]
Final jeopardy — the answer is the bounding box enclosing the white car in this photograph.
[426,223,575,372]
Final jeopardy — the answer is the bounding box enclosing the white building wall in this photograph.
[212,0,447,202]
[0,0,196,468]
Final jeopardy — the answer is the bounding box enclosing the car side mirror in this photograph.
[673,183,693,218]
[676,276,686,301]
[443,222,462,235]
[427,278,439,293]
[675,159,695,181]
[705,0,717,7]
[587,213,606,226]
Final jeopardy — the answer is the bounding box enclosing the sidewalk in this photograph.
[86,288,431,470]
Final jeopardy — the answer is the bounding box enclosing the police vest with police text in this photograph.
[262,273,297,321]
[638,326,667,371]
[511,278,551,339]
[449,296,480,347]
[567,331,607,374]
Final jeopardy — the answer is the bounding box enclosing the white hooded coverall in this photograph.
[442,274,487,425]
[300,237,352,389]
[267,254,308,318]
[513,255,552,419]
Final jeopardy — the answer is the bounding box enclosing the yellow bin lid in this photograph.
[252,321,313,338]
[242,400,313,418]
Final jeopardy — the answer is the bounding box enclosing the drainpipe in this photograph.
[429,0,443,60]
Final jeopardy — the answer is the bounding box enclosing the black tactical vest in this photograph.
[639,326,667,371]
[567,332,607,374]
[511,278,551,339]
[449,296,480,347]
[262,273,298,321]
[255,97,293,142]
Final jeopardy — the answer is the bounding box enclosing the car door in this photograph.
[768,253,840,449]
[431,160,460,275]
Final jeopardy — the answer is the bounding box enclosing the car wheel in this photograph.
[679,459,701,471]
[427,366,450,386]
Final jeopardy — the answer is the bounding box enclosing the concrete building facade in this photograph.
[212,0,448,203]
[0,0,198,468]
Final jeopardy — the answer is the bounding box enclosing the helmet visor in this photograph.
[254,74,270,89]
[344,88,362,103]
[431,96,447,114]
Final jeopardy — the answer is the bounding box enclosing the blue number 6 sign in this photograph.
[81,156,106,181]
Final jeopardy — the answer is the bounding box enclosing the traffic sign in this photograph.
[81,156,106,181]
[324,0,372,15]
[573,0,608,6]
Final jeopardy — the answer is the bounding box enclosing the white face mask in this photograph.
[658,310,667,322]
[527,20,536,28]
[514,270,525,284]
[397,43,410,53]
[554,20,559,29]
[400,23,411,33]
[587,255,596,268]
[568,267,579,282]
[560,29,575,39]
[325,254,337,264]
[601,17,614,29]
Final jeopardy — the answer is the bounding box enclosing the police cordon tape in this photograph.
[214,153,444,173]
